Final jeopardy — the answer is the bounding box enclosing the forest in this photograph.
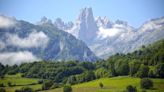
[0,39,164,92]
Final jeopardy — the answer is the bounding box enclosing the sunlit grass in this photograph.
[42,76,164,92]
[0,73,42,92]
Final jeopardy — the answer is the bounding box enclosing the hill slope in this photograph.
[42,76,164,92]
[0,15,98,65]
[53,7,164,59]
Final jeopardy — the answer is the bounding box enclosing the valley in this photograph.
[0,39,164,92]
[43,76,164,92]
[1,74,164,92]
[0,1,164,92]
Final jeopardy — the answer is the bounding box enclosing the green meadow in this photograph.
[0,74,164,92]
[0,74,42,92]
[42,76,164,92]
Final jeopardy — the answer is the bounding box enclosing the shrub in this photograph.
[148,70,155,78]
[95,68,109,78]
[99,82,103,88]
[141,89,147,92]
[156,63,164,78]
[42,80,53,90]
[38,80,43,84]
[63,85,72,92]
[126,85,137,92]
[136,64,149,78]
[0,88,6,92]
[0,83,4,87]
[50,83,59,89]
[8,82,12,87]
[15,87,33,92]
[140,78,153,89]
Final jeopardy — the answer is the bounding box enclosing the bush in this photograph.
[141,89,147,92]
[140,78,153,89]
[38,80,43,84]
[42,80,53,90]
[95,68,109,78]
[0,83,5,87]
[50,83,59,89]
[15,87,33,92]
[99,82,103,88]
[8,82,12,87]
[63,85,72,92]
[126,85,137,92]
[0,88,6,92]
[148,70,155,78]
[136,64,149,78]
[156,63,164,78]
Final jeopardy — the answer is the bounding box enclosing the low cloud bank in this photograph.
[0,15,17,28]
[6,31,49,48]
[0,51,40,65]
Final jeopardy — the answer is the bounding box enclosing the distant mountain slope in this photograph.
[0,15,98,65]
[52,7,164,59]
[91,17,164,58]
[107,39,164,65]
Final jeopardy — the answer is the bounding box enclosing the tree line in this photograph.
[0,39,164,91]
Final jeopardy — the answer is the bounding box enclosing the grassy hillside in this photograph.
[0,40,163,92]
[0,74,42,92]
[42,76,164,92]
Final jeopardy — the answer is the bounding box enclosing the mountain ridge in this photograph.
[0,15,99,65]
[48,7,164,59]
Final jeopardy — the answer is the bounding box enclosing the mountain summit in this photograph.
[0,15,98,65]
[53,7,164,59]
[77,7,98,44]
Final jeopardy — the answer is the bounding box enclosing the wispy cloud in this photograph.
[0,51,40,65]
[6,31,49,48]
[0,41,5,50]
[0,15,17,28]
[97,27,123,39]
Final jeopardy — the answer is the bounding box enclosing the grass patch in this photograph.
[42,76,164,92]
[0,73,42,92]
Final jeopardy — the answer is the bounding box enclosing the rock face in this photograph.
[95,16,113,28]
[53,18,74,31]
[59,7,99,45]
[53,7,164,59]
[0,15,98,65]
[77,7,99,45]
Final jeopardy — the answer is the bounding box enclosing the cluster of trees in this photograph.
[0,63,5,78]
[0,40,163,90]
[67,70,95,84]
[15,87,33,92]
[105,39,164,78]
[63,85,72,92]
[124,78,153,92]
[105,55,164,78]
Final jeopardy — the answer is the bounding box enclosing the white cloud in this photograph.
[97,27,123,39]
[0,51,40,65]
[7,31,49,48]
[0,41,5,50]
[0,15,16,28]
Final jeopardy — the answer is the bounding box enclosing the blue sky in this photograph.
[0,0,164,27]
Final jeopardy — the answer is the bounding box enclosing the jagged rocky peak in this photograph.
[54,18,65,30]
[95,16,113,28]
[54,18,64,26]
[66,22,74,29]
[139,17,164,32]
[115,19,128,26]
[37,16,53,26]
[54,18,74,30]
[0,15,99,65]
[76,7,98,45]
[78,7,94,21]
